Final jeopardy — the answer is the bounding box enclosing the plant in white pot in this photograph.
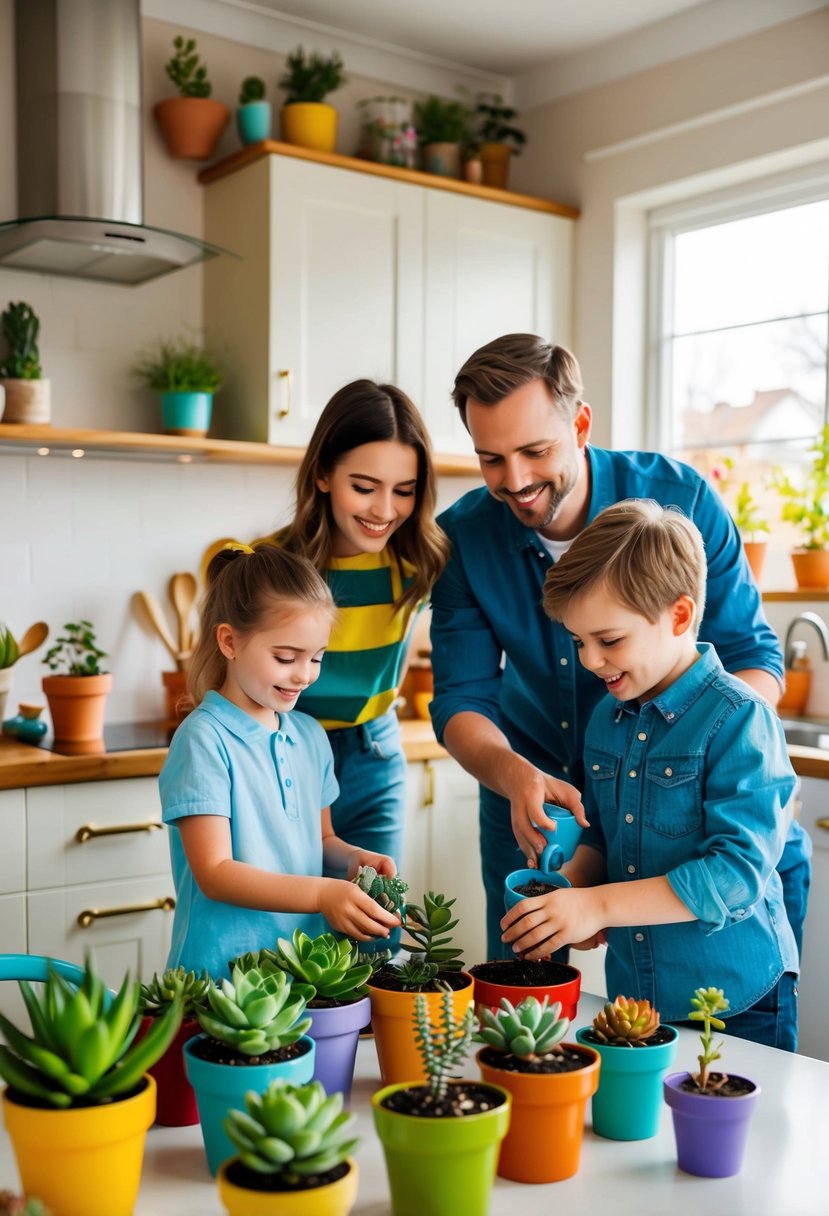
[278,46,346,153]
[0,302,50,425]
[237,75,271,145]
[42,620,111,744]
[154,34,230,161]
[132,334,223,437]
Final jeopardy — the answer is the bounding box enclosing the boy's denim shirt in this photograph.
[580,642,799,1023]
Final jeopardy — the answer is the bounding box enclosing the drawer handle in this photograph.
[75,821,163,844]
[816,818,829,832]
[423,760,434,808]
[276,368,292,419]
[77,896,176,928]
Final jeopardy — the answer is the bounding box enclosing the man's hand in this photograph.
[503,758,587,864]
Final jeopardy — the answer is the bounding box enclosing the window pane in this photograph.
[673,200,829,334]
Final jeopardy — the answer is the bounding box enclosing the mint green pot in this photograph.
[372,1080,511,1216]
[576,1024,678,1140]
[161,390,213,436]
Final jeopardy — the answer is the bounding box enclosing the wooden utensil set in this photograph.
[134,572,198,671]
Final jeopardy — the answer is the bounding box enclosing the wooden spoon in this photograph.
[169,572,199,653]
[134,591,179,664]
[16,621,49,659]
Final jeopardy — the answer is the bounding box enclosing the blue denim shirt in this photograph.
[580,643,798,1022]
[431,446,784,789]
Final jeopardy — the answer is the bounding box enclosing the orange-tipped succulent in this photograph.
[592,995,660,1046]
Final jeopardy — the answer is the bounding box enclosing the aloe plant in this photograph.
[352,865,408,916]
[224,1078,358,1183]
[591,996,660,1046]
[273,930,373,1002]
[688,986,730,1091]
[0,957,182,1109]
[139,967,212,1019]
[196,964,310,1056]
[414,986,477,1101]
[400,891,464,972]
[475,995,569,1061]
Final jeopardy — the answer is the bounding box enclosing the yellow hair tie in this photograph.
[221,541,254,555]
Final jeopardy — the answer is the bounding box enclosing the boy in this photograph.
[500,499,799,1049]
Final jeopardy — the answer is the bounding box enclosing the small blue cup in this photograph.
[536,803,582,872]
[504,867,572,912]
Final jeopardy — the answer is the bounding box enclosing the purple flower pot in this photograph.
[307,995,370,1100]
[663,1071,760,1177]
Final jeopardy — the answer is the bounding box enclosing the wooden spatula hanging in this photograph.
[169,572,198,654]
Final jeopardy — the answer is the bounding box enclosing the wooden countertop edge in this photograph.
[786,744,829,779]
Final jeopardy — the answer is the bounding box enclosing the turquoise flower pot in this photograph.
[183,1034,315,1175]
[236,101,272,145]
[160,390,213,437]
[576,1024,678,1140]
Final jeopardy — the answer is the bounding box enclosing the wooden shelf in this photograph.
[0,423,480,476]
[763,590,829,602]
[199,140,580,220]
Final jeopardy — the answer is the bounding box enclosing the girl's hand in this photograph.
[346,850,397,880]
[500,887,606,961]
[319,878,402,941]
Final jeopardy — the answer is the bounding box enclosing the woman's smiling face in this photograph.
[317,440,419,557]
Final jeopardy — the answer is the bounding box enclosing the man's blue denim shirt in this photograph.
[579,643,798,1022]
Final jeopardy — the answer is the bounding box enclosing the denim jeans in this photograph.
[326,708,407,952]
[678,972,798,1053]
[777,818,812,961]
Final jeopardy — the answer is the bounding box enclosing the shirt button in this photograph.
[561,721,569,730]
[592,763,600,772]
[563,765,569,774]
[628,769,637,778]
[627,864,636,874]
[638,732,647,741]
[666,712,675,721]
[625,813,634,824]
[537,550,545,558]
[664,767,673,776]
[560,657,568,666]
[285,777,292,788]
[634,932,645,942]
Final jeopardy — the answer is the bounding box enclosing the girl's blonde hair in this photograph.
[187,544,336,705]
[279,379,450,618]
[543,499,707,629]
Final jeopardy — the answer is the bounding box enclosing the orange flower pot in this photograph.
[154,97,230,161]
[791,549,829,589]
[42,672,112,741]
[369,976,474,1086]
[477,1042,600,1182]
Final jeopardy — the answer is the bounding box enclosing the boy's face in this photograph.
[562,582,698,704]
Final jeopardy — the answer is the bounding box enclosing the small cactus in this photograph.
[0,302,42,379]
[414,986,477,1102]
[688,986,730,1091]
[475,996,569,1061]
[139,967,212,1019]
[239,75,266,106]
[352,865,408,915]
[591,995,660,1046]
[196,964,310,1057]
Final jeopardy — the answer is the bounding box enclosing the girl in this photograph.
[160,543,401,980]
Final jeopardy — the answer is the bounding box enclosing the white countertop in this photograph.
[2,992,826,1215]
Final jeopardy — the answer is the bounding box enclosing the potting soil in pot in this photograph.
[224,1160,351,1192]
[368,966,471,993]
[470,959,578,987]
[477,1045,590,1075]
[188,1037,311,1067]
[677,1072,756,1098]
[381,1082,507,1118]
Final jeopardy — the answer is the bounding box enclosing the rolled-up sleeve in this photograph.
[666,700,795,933]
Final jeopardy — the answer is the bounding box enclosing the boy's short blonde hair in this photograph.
[543,499,707,630]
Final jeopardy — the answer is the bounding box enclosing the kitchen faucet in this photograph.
[783,612,829,668]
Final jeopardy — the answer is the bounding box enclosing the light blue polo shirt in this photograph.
[160,690,339,980]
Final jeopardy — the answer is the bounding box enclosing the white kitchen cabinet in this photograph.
[796,777,829,1062]
[203,149,574,450]
[0,790,27,1021]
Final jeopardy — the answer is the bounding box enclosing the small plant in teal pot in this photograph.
[132,334,223,438]
[663,987,760,1177]
[236,75,271,145]
[576,995,678,1141]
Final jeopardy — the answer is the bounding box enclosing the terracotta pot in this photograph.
[217,1156,358,1215]
[154,97,230,161]
[42,672,112,741]
[369,974,474,1086]
[778,668,811,715]
[162,669,190,723]
[464,158,483,184]
[743,540,767,583]
[280,102,338,152]
[791,549,829,589]
[0,377,51,424]
[480,142,512,190]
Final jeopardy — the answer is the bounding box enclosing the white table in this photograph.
[2,993,827,1215]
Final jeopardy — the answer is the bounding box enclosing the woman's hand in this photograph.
[318,878,402,940]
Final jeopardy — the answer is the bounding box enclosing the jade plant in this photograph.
[278,47,346,105]
[352,864,408,916]
[0,302,42,379]
[591,995,661,1046]
[475,995,569,1062]
[772,425,829,549]
[165,35,212,98]
[688,985,730,1092]
[43,620,107,676]
[196,963,310,1057]
[139,967,212,1020]
[223,1077,358,1184]
[414,986,477,1102]
[273,929,373,1002]
[400,891,464,972]
[0,956,183,1108]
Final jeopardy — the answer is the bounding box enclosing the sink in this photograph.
[779,718,829,750]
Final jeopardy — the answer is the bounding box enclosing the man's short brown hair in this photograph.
[452,333,584,426]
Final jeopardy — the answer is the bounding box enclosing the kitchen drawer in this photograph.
[27,778,168,890]
[28,873,175,989]
[0,788,25,894]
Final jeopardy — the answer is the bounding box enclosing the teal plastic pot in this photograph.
[161,390,213,436]
[236,101,272,144]
[372,1080,511,1216]
[576,1025,678,1140]
[183,1034,315,1175]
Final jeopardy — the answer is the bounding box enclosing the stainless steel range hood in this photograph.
[0,0,227,286]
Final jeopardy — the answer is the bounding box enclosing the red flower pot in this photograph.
[137,1016,201,1126]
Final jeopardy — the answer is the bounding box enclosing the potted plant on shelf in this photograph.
[218,1078,360,1216]
[772,425,829,589]
[663,986,760,1178]
[0,955,182,1216]
[373,988,510,1216]
[0,302,50,426]
[236,75,271,146]
[278,46,346,153]
[154,34,230,161]
[733,480,770,582]
[138,967,212,1127]
[473,92,526,190]
[131,334,223,437]
[475,994,599,1182]
[42,620,111,743]
[413,95,472,179]
[0,621,48,725]
[183,962,315,1175]
[575,995,678,1140]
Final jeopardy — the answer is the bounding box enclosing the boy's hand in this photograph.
[500,887,605,961]
[319,878,402,941]
[346,850,397,881]
[503,761,588,864]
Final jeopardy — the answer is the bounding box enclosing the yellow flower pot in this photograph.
[2,1075,156,1216]
[217,1157,358,1215]
[280,102,338,152]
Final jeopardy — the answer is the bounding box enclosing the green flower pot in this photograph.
[576,1025,678,1140]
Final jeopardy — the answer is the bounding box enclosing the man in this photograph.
[429,332,810,961]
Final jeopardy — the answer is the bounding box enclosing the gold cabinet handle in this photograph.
[276,368,292,419]
[423,760,435,808]
[77,896,176,928]
[816,817,829,831]
[75,821,163,844]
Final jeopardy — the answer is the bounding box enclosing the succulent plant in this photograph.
[239,75,266,106]
[688,986,730,1091]
[414,985,477,1101]
[224,1077,358,1183]
[0,956,183,1109]
[139,967,212,1019]
[591,995,660,1046]
[278,47,346,106]
[228,948,315,1004]
[196,963,311,1057]
[0,1192,50,1216]
[400,891,464,972]
[352,865,408,916]
[0,624,20,670]
[475,996,569,1061]
[274,930,373,1002]
[0,302,42,379]
[165,35,212,99]
[393,959,440,991]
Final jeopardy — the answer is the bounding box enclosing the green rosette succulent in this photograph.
[475,995,569,1061]
[0,957,183,1109]
[591,995,660,1046]
[224,1078,358,1182]
[196,964,310,1056]
[274,930,373,1002]
[139,967,212,1019]
[400,891,464,972]
[392,959,439,991]
[352,865,408,916]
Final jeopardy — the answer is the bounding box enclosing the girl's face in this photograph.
[316,440,419,557]
[218,602,332,728]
